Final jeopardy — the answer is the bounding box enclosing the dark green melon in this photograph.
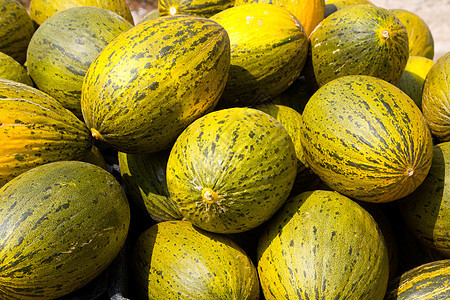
[257,190,389,299]
[309,5,409,87]
[301,75,433,203]
[118,150,182,222]
[397,141,450,257]
[0,51,33,86]
[166,107,298,234]
[81,15,230,154]
[0,161,130,299]
[158,0,235,17]
[0,0,35,64]
[132,220,260,299]
[385,259,450,299]
[27,6,133,118]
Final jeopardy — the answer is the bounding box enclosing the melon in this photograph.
[0,51,33,86]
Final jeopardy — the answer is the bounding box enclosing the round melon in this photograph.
[422,51,450,141]
[395,55,434,108]
[0,161,130,299]
[210,3,308,108]
[257,190,389,299]
[118,150,182,222]
[159,0,235,17]
[234,0,325,37]
[324,0,374,18]
[81,15,230,154]
[309,5,409,87]
[132,220,260,299]
[27,6,133,119]
[0,0,35,64]
[390,8,434,60]
[385,259,450,299]
[0,79,93,188]
[397,142,450,257]
[301,75,433,203]
[166,107,298,234]
[29,0,134,26]
[0,51,33,86]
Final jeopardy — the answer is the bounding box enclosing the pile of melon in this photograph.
[0,0,449,298]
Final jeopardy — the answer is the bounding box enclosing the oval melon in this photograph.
[132,220,260,299]
[0,51,33,86]
[27,6,133,119]
[0,161,130,299]
[166,107,298,233]
[301,75,433,203]
[309,5,409,87]
[81,15,230,154]
[257,190,389,299]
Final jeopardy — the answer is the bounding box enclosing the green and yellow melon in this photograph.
[324,0,374,18]
[132,220,260,299]
[0,0,35,64]
[0,79,93,187]
[0,51,33,86]
[385,259,450,299]
[210,3,308,108]
[29,0,134,26]
[81,15,230,154]
[257,190,389,299]
[397,141,450,257]
[422,51,450,141]
[0,161,130,299]
[390,8,434,60]
[300,75,433,203]
[395,55,434,108]
[166,107,298,234]
[159,0,235,17]
[27,6,133,119]
[309,4,409,87]
[118,150,182,222]
[234,0,325,37]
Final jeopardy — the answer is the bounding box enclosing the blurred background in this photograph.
[17,0,449,60]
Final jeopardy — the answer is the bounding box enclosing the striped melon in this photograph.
[132,220,260,299]
[0,0,35,64]
[234,0,325,37]
[300,75,433,203]
[385,259,450,299]
[309,5,409,87]
[422,51,450,141]
[81,15,230,154]
[29,0,134,26]
[27,6,133,119]
[257,190,389,299]
[166,107,298,234]
[0,79,93,187]
[210,3,308,108]
[118,150,182,222]
[0,161,130,299]
[0,51,33,86]
[159,0,235,17]
[397,142,450,257]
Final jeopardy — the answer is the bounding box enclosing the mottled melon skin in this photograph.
[0,79,93,187]
[211,3,308,108]
[0,161,130,299]
[159,0,235,17]
[397,142,450,257]
[301,75,433,203]
[132,220,260,299]
[166,107,298,234]
[421,51,450,141]
[257,190,389,300]
[310,5,409,87]
[27,6,133,119]
[385,259,450,300]
[0,0,35,64]
[0,51,33,86]
[81,15,231,154]
[29,0,134,25]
